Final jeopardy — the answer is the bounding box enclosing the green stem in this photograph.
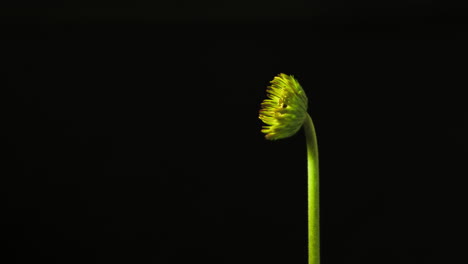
[304,113,320,264]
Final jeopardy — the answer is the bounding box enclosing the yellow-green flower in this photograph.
[259,73,309,140]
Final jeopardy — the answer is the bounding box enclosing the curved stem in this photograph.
[304,113,320,264]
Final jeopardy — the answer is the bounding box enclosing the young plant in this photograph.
[259,73,320,264]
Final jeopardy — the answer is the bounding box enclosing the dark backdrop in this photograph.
[2,3,466,264]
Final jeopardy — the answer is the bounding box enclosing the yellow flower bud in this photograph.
[259,73,309,140]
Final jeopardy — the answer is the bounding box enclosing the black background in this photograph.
[2,3,466,264]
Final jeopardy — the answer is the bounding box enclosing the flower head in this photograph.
[259,73,309,140]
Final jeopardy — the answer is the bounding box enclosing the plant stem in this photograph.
[304,113,320,264]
